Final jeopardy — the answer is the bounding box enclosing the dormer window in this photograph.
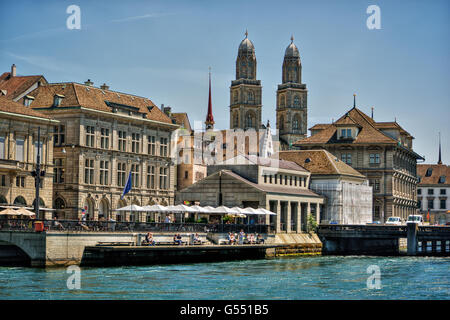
[339,128,353,139]
[53,94,64,107]
[425,168,433,177]
[23,95,34,107]
[438,176,446,184]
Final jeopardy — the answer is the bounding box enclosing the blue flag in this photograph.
[121,171,132,199]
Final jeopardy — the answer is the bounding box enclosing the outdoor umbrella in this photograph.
[15,207,36,218]
[0,208,19,216]
[254,208,277,215]
[116,204,145,222]
[142,204,169,222]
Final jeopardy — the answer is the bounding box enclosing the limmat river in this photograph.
[0,256,448,300]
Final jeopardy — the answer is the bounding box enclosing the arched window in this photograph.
[280,95,286,108]
[54,197,65,209]
[83,198,94,220]
[233,113,239,128]
[248,91,254,103]
[233,91,238,103]
[245,112,254,128]
[293,114,300,130]
[99,199,109,220]
[14,196,27,206]
[294,95,300,107]
[0,195,7,204]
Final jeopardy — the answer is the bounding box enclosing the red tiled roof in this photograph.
[0,72,46,100]
[0,96,54,120]
[417,164,450,186]
[277,150,365,178]
[295,107,398,146]
[29,83,173,124]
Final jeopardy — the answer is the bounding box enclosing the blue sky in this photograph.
[0,0,449,163]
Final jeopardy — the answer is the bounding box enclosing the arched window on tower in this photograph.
[294,95,300,108]
[233,113,239,128]
[280,95,286,108]
[293,114,300,130]
[248,91,254,104]
[245,112,254,129]
[233,91,238,104]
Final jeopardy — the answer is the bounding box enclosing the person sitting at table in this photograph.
[174,233,183,245]
[248,233,256,244]
[256,233,264,244]
[193,233,202,244]
[143,232,155,246]
[228,232,235,245]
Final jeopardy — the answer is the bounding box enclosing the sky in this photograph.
[0,0,449,164]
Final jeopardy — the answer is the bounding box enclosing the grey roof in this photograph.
[285,42,300,58]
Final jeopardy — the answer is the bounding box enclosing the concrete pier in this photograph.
[406,222,418,256]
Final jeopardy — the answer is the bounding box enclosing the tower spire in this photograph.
[438,132,442,165]
[205,67,214,130]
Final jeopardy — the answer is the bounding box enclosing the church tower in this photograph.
[230,30,262,130]
[205,68,215,130]
[276,36,307,149]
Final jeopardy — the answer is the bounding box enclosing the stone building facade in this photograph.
[417,163,450,225]
[29,81,179,221]
[294,105,423,222]
[0,96,58,218]
[177,155,324,233]
[277,37,308,149]
[278,149,372,224]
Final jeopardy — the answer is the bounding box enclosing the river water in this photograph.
[0,256,448,300]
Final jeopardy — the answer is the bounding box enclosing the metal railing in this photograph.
[0,218,269,234]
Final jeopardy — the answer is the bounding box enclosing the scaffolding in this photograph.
[311,182,372,224]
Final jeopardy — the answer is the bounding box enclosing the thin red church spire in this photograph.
[205,67,215,130]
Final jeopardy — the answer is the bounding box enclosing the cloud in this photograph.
[111,12,175,23]
[5,52,86,75]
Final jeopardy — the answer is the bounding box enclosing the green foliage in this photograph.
[307,214,318,233]
[222,215,233,223]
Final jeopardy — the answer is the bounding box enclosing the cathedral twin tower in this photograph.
[229,31,308,148]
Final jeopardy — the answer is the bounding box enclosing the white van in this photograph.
[407,215,424,225]
[386,216,403,225]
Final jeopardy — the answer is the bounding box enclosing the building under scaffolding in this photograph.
[311,182,372,225]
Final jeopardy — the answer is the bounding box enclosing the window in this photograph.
[0,136,5,159]
[440,189,446,195]
[245,113,253,128]
[440,199,446,209]
[117,162,126,187]
[131,133,140,153]
[53,158,64,183]
[100,128,110,149]
[147,165,155,189]
[15,138,24,161]
[248,91,254,103]
[428,189,434,195]
[84,159,94,184]
[425,168,433,177]
[418,189,422,195]
[53,125,65,146]
[280,95,285,108]
[159,167,168,190]
[233,92,238,103]
[293,117,299,130]
[370,179,380,193]
[234,113,239,127]
[369,153,380,164]
[24,96,34,107]
[294,95,300,107]
[160,137,168,157]
[184,171,188,179]
[0,175,6,187]
[16,176,25,188]
[340,129,352,139]
[428,199,434,209]
[34,140,43,164]
[148,135,156,155]
[264,175,267,183]
[99,160,109,185]
[118,131,127,152]
[86,126,95,147]
[418,199,422,210]
[53,95,63,107]
[285,175,288,185]
[438,176,446,184]
[131,164,140,187]
[341,153,352,165]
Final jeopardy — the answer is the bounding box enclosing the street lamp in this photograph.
[31,127,45,219]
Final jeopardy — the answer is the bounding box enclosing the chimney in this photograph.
[162,105,171,116]
[11,64,16,77]
[84,79,94,86]
[100,83,109,90]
